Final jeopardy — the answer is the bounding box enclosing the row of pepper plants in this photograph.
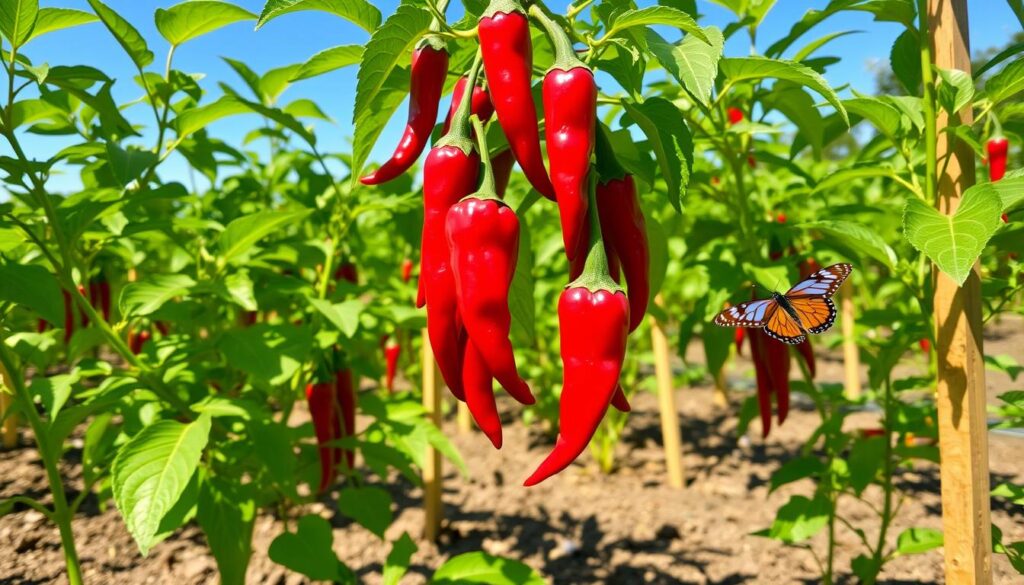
[0,0,1022,583]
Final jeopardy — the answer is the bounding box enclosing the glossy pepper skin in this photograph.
[479,0,555,200]
[306,380,340,493]
[533,5,596,260]
[988,136,1008,182]
[442,76,494,135]
[360,41,449,186]
[446,197,534,406]
[462,339,503,448]
[597,176,649,332]
[383,337,401,392]
[401,258,413,283]
[727,106,744,125]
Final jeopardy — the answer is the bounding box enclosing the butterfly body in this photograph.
[714,263,852,345]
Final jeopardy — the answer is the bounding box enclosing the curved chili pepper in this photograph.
[128,328,152,355]
[401,258,413,283]
[610,385,630,412]
[727,106,744,125]
[384,336,401,392]
[360,39,449,185]
[420,55,484,401]
[442,75,494,135]
[525,178,628,486]
[335,368,356,471]
[446,117,534,406]
[988,136,1008,182]
[533,5,596,260]
[479,0,555,200]
[462,339,502,448]
[306,379,340,493]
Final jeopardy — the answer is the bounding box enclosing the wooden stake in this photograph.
[840,284,861,400]
[420,328,443,542]
[650,297,684,488]
[0,359,17,449]
[456,401,472,433]
[930,1,992,581]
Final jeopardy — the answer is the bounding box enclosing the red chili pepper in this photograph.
[420,56,484,401]
[335,367,356,471]
[129,329,151,355]
[384,337,401,392]
[610,385,630,412]
[462,339,503,448]
[596,176,648,332]
[492,149,516,197]
[155,321,169,336]
[747,154,757,169]
[988,135,1008,182]
[747,327,789,437]
[525,178,628,486]
[77,284,89,327]
[335,262,358,285]
[735,327,745,355]
[306,379,340,493]
[727,107,744,125]
[442,75,494,135]
[479,0,555,200]
[360,39,449,185]
[446,116,535,407]
[776,212,787,224]
[401,258,413,283]
[919,338,931,354]
[533,6,596,260]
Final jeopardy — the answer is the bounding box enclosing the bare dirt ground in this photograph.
[2,316,1023,584]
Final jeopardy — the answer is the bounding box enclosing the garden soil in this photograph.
[2,316,1023,584]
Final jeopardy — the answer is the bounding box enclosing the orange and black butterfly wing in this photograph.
[714,299,778,328]
[787,296,837,333]
[764,306,806,345]
[785,263,853,300]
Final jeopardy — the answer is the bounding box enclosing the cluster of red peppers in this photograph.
[360,0,650,485]
[306,354,357,494]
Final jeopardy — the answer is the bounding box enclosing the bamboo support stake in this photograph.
[456,401,472,433]
[840,285,861,399]
[0,359,17,449]
[650,296,685,488]
[929,1,992,581]
[421,328,443,542]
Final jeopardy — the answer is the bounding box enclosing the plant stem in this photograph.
[918,0,938,205]
[868,376,897,584]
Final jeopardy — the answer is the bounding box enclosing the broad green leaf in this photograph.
[937,68,974,115]
[720,57,849,125]
[0,264,63,325]
[337,486,393,538]
[106,142,157,187]
[155,1,255,47]
[175,95,250,139]
[799,220,898,269]
[222,270,258,311]
[763,81,823,159]
[383,533,417,585]
[282,98,331,121]
[0,0,38,48]
[606,6,709,44]
[647,26,723,107]
[623,97,693,212]
[769,456,825,493]
[256,0,380,33]
[903,187,1003,286]
[197,479,256,585]
[989,172,1024,212]
[844,96,902,140]
[985,58,1024,108]
[508,217,536,343]
[848,436,886,494]
[87,0,153,69]
[222,56,263,99]
[217,209,312,264]
[27,7,96,43]
[119,274,196,318]
[896,527,944,555]
[850,0,916,27]
[431,552,546,585]
[221,324,313,385]
[793,30,861,62]
[310,298,363,338]
[766,494,830,543]
[259,63,301,104]
[813,165,905,196]
[890,29,921,94]
[268,515,348,581]
[112,415,212,555]
[235,96,317,145]
[29,373,79,419]
[975,41,1024,78]
[351,4,433,178]
[292,45,363,81]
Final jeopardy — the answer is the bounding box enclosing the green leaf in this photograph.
[268,515,349,581]
[351,4,433,178]
[222,270,258,311]
[508,216,536,343]
[432,552,546,584]
[155,1,255,47]
[217,209,312,264]
[799,220,898,270]
[352,66,411,184]
[119,274,195,318]
[606,5,709,44]
[26,7,96,43]
[259,64,301,104]
[646,26,723,107]
[292,44,363,81]
[937,68,974,115]
[106,142,157,187]
[623,97,693,212]
[763,81,824,159]
[221,324,313,386]
[793,30,861,62]
[0,264,63,326]
[890,29,921,94]
[766,494,830,544]
[812,165,906,197]
[983,173,1024,212]
[197,479,256,585]
[848,436,886,495]
[0,0,38,49]
[337,486,393,538]
[720,56,849,125]
[985,58,1024,108]
[896,527,944,555]
[383,533,417,585]
[256,0,380,33]
[769,456,825,493]
[29,373,79,419]
[175,95,250,139]
[903,186,1003,286]
[112,414,212,555]
[87,0,153,69]
[844,96,903,140]
[310,298,363,338]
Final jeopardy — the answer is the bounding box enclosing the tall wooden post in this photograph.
[456,401,472,433]
[420,328,443,542]
[650,297,685,488]
[0,358,17,449]
[840,285,861,399]
[930,1,992,581]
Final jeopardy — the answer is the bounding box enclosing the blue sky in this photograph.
[10,0,1021,192]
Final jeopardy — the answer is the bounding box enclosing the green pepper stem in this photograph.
[437,48,482,153]
[470,115,500,200]
[529,4,587,72]
[569,171,621,292]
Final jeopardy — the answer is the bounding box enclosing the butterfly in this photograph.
[714,263,853,345]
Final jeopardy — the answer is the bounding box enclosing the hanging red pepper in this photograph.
[401,258,413,283]
[610,385,631,412]
[735,327,745,355]
[128,328,152,355]
[335,367,356,472]
[747,327,789,437]
[479,0,555,200]
[420,53,484,401]
[462,339,503,448]
[727,107,744,125]
[442,75,494,135]
[525,175,629,486]
[383,336,401,392]
[447,115,535,409]
[89,273,111,322]
[532,5,596,260]
[306,377,340,493]
[988,135,1008,183]
[335,261,358,285]
[594,128,649,332]
[360,38,449,185]
[492,149,516,197]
